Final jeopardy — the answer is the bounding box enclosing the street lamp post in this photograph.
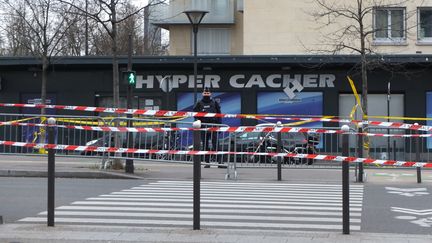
[387,81,391,160]
[183,10,208,105]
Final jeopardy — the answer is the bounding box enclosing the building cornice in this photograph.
[0,55,431,67]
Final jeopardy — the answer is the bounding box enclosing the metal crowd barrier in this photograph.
[1,113,431,174]
[0,113,106,156]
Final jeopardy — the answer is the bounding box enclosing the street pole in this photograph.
[415,123,422,183]
[192,120,202,230]
[125,34,134,174]
[47,117,56,227]
[387,81,391,160]
[276,121,282,181]
[193,25,198,106]
[341,125,350,234]
[183,10,207,105]
[357,123,364,183]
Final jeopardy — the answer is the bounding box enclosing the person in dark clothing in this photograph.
[193,87,222,168]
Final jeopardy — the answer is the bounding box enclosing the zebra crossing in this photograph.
[19,180,364,231]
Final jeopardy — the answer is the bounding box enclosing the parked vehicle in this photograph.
[217,124,320,165]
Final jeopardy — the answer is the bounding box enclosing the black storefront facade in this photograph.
[0,55,431,126]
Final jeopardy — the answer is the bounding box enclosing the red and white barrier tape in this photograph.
[2,121,432,137]
[0,121,342,134]
[1,140,431,168]
[1,103,431,132]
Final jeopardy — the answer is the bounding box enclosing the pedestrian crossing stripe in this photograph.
[99,194,363,202]
[37,211,361,223]
[113,191,364,199]
[18,180,364,232]
[69,201,363,211]
[53,206,363,217]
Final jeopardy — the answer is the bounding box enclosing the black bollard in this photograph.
[357,126,364,183]
[193,121,202,230]
[415,128,421,184]
[277,131,282,181]
[417,167,422,184]
[341,126,350,234]
[47,118,56,227]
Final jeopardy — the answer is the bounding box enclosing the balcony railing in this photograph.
[151,0,235,26]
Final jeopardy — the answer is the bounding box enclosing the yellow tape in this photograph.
[363,142,369,149]
[283,116,335,127]
[347,76,365,118]
[56,119,106,126]
[38,117,47,154]
[0,117,39,127]
[367,115,432,121]
[349,104,358,120]
[55,116,187,126]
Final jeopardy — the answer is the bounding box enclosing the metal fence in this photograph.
[0,113,106,155]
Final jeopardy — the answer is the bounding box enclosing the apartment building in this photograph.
[153,0,432,55]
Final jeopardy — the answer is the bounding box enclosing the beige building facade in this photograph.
[153,0,432,55]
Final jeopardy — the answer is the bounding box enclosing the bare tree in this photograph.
[88,14,140,55]
[57,0,97,55]
[0,1,33,56]
[2,0,78,112]
[310,0,416,156]
[60,0,165,169]
[60,0,166,111]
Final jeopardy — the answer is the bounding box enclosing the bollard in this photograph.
[341,125,350,235]
[415,123,421,184]
[276,121,282,181]
[125,120,134,174]
[47,117,56,227]
[417,167,422,183]
[357,124,364,183]
[192,120,201,230]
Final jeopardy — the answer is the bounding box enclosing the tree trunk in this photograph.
[41,55,48,115]
[38,54,48,151]
[361,53,369,158]
[111,0,123,169]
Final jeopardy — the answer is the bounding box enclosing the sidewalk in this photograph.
[0,223,431,243]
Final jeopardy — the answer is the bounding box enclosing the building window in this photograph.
[418,8,432,43]
[194,28,231,55]
[373,8,406,44]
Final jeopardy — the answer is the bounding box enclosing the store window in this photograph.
[373,7,406,43]
[257,91,323,126]
[339,94,404,155]
[418,8,432,43]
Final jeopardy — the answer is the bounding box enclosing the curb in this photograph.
[0,170,143,179]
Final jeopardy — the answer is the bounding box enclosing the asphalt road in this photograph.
[1,169,431,235]
[362,171,432,235]
[0,177,142,223]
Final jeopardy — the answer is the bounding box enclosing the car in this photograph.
[217,124,320,165]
